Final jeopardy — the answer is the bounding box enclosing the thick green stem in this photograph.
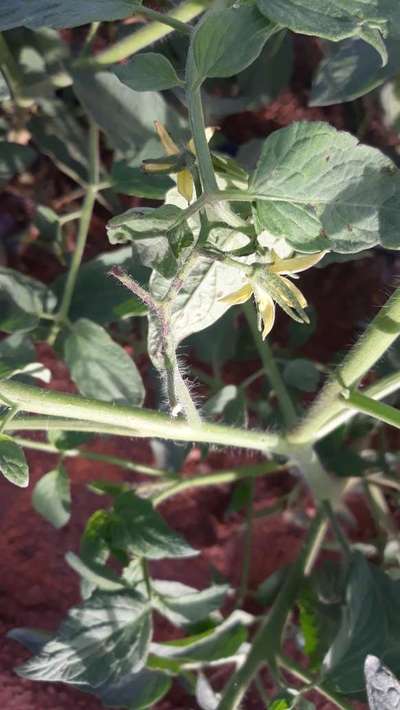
[76,1,207,68]
[288,286,400,445]
[342,388,400,430]
[243,302,297,429]
[218,512,327,710]
[0,379,280,452]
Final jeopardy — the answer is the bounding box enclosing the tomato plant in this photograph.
[1,1,400,708]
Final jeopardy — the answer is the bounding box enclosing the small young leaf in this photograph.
[63,318,145,406]
[283,359,320,393]
[108,491,198,560]
[113,52,181,91]
[17,590,152,687]
[0,267,55,332]
[251,121,400,253]
[0,141,36,186]
[32,465,71,528]
[0,435,29,487]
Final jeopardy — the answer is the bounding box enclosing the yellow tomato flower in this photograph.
[221,251,326,339]
[153,121,215,203]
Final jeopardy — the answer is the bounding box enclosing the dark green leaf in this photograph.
[0,434,29,487]
[322,553,400,694]
[32,465,71,528]
[251,121,400,253]
[63,318,145,405]
[187,309,238,367]
[284,358,320,393]
[53,247,147,324]
[96,667,171,709]
[311,38,400,106]
[0,0,142,30]
[47,429,92,451]
[0,267,55,332]
[113,53,181,91]
[17,590,151,686]
[0,332,35,378]
[187,5,277,87]
[111,161,173,199]
[0,141,36,186]
[107,491,198,560]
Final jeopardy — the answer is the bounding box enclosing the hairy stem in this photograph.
[342,388,400,430]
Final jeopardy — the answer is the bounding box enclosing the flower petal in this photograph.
[219,283,253,305]
[177,169,193,202]
[269,251,327,275]
[256,293,276,339]
[188,127,216,155]
[278,276,308,309]
[155,121,179,156]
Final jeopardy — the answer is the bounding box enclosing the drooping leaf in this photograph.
[65,551,125,592]
[0,141,36,186]
[0,434,29,487]
[310,37,400,106]
[95,667,171,709]
[0,332,36,379]
[53,247,147,324]
[107,491,198,560]
[73,71,180,153]
[113,53,181,92]
[150,610,249,665]
[0,267,55,332]
[151,580,228,626]
[32,465,71,528]
[187,5,277,88]
[17,590,152,687]
[0,0,142,30]
[250,121,400,253]
[322,553,400,695]
[63,318,145,406]
[256,0,400,63]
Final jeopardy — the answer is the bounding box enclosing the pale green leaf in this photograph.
[187,5,277,88]
[64,318,145,405]
[107,205,183,241]
[32,465,71,528]
[0,267,55,332]
[65,552,125,592]
[113,52,181,91]
[17,590,151,686]
[151,580,228,626]
[250,121,400,253]
[0,434,29,487]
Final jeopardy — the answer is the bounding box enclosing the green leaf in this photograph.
[322,553,400,694]
[113,52,181,91]
[53,247,147,325]
[112,161,173,199]
[187,309,238,367]
[32,465,71,528]
[256,0,400,62]
[0,434,29,487]
[0,141,36,186]
[0,70,10,101]
[47,429,92,451]
[107,491,198,560]
[73,70,180,153]
[95,667,171,709]
[63,318,145,406]
[151,580,228,626]
[0,267,55,332]
[283,358,320,393]
[187,5,277,88]
[311,38,400,106]
[150,610,248,665]
[17,590,151,686]
[0,0,141,30]
[65,551,125,592]
[250,121,400,253]
[0,332,35,379]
